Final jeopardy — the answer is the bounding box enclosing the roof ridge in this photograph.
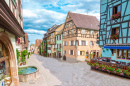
[69,11,97,18]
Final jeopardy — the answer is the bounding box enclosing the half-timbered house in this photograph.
[100,0,130,63]
[63,12,102,62]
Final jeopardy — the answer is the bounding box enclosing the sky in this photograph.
[23,0,100,44]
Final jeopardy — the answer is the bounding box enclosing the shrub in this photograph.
[16,49,20,65]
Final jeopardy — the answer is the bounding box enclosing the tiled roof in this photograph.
[68,12,100,30]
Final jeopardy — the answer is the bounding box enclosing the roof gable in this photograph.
[68,12,100,30]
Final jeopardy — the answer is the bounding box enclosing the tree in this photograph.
[46,40,48,57]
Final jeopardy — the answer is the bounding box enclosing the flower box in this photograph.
[110,33,119,40]
[111,12,121,20]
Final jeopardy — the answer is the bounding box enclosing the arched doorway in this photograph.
[0,32,19,86]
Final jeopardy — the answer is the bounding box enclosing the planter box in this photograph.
[91,66,130,79]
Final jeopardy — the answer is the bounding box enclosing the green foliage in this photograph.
[28,52,30,59]
[39,47,41,55]
[21,50,28,64]
[46,40,48,57]
[100,53,102,57]
[16,49,20,65]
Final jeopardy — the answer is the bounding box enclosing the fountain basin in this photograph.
[18,66,39,82]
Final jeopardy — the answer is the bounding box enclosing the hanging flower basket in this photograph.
[111,12,121,19]
[110,33,119,40]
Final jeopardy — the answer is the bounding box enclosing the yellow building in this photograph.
[50,24,64,57]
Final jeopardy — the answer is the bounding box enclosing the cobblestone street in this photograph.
[20,54,130,86]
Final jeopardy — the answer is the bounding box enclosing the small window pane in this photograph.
[119,50,122,56]
[118,5,121,12]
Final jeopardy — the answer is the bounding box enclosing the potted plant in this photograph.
[111,12,121,19]
[110,33,119,40]
[122,56,125,59]
[116,68,123,76]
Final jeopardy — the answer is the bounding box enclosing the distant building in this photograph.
[56,24,64,59]
[63,12,102,62]
[30,44,35,53]
[35,39,42,54]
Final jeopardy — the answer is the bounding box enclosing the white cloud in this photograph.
[24,29,46,35]
[23,9,37,18]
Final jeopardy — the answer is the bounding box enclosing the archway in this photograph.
[0,32,19,86]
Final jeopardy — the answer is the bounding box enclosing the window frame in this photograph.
[81,29,86,34]
[111,27,119,35]
[113,4,121,15]
[117,49,130,60]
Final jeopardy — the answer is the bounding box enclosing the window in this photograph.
[81,29,86,34]
[90,41,94,46]
[64,32,67,36]
[71,41,74,46]
[64,51,66,54]
[90,30,94,35]
[81,41,86,46]
[80,51,85,56]
[78,51,85,56]
[57,36,58,40]
[113,4,121,15]
[112,27,119,35]
[117,49,130,60]
[71,29,74,34]
[68,30,69,35]
[65,25,67,28]
[59,35,61,40]
[70,50,74,55]
[64,41,67,46]
[69,23,73,27]
[76,40,79,46]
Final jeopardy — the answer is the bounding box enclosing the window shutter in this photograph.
[69,41,71,45]
[73,50,74,55]
[69,50,70,55]
[78,51,80,55]
[56,44,57,48]
[58,35,59,40]
[79,40,81,45]
[66,41,67,45]
[86,41,88,45]
[73,41,75,46]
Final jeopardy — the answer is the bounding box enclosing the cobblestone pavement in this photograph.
[20,54,130,86]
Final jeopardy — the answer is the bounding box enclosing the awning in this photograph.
[104,45,130,49]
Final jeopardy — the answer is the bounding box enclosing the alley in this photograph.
[20,54,130,86]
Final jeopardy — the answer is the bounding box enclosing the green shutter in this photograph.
[12,0,16,5]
